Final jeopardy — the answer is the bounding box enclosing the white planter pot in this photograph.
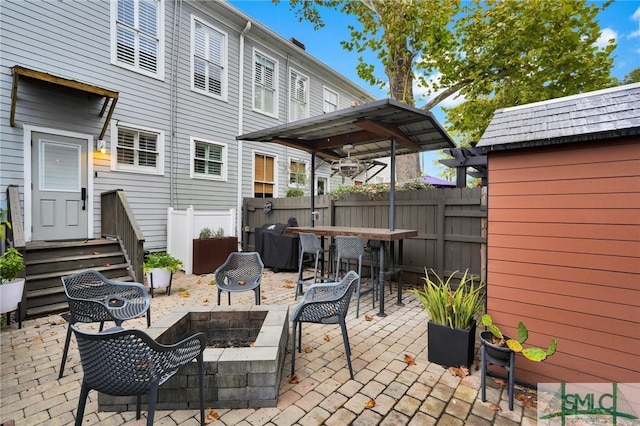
[0,278,25,314]
[146,268,172,289]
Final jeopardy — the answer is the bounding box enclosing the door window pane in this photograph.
[41,141,81,191]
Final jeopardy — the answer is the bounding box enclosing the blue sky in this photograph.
[230,0,640,175]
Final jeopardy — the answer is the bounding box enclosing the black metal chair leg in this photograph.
[59,325,73,379]
[339,318,354,379]
[136,394,142,420]
[480,345,487,402]
[291,321,298,377]
[146,384,158,426]
[198,353,205,425]
[147,308,151,328]
[75,382,90,426]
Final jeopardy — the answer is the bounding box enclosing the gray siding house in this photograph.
[0,0,378,250]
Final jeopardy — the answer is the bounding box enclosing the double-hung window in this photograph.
[192,17,227,100]
[289,158,307,186]
[111,122,164,175]
[191,138,226,180]
[323,87,339,113]
[253,51,278,117]
[111,0,165,79]
[289,68,309,121]
[254,153,276,198]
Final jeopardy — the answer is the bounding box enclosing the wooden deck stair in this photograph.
[24,239,135,318]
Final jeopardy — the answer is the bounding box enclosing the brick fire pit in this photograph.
[98,304,289,411]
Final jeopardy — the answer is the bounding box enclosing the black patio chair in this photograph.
[296,232,332,299]
[290,270,359,379]
[71,325,206,426]
[59,269,151,378]
[214,252,264,305]
[334,236,375,318]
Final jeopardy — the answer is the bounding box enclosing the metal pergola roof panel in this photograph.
[237,98,455,162]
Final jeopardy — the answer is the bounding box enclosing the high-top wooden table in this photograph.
[287,226,418,316]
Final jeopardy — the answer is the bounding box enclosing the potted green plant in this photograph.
[479,314,557,362]
[0,247,26,320]
[192,227,237,275]
[410,269,484,368]
[143,252,182,296]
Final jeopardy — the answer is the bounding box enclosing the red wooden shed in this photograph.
[477,83,640,385]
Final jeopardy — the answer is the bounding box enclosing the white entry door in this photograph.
[31,132,89,240]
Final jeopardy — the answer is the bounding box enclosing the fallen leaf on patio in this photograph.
[489,403,502,412]
[516,392,537,409]
[304,346,313,353]
[493,378,506,387]
[209,280,216,285]
[448,366,470,378]
[282,283,294,288]
[238,280,246,285]
[179,291,191,298]
[250,341,256,347]
[404,354,416,366]
[284,279,294,284]
[205,408,219,423]
[93,251,100,255]
[196,279,201,284]
[324,335,331,342]
[177,287,186,292]
[365,399,376,409]
[364,315,374,321]
[289,375,299,384]
[35,324,40,329]
[203,298,209,303]
[30,335,42,342]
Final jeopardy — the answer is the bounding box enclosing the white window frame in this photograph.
[316,176,329,196]
[190,16,227,101]
[289,67,310,121]
[288,157,308,188]
[110,121,165,175]
[252,150,278,197]
[190,137,227,181]
[110,0,165,80]
[323,86,339,113]
[252,49,279,118]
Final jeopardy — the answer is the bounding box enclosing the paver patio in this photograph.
[1,269,538,425]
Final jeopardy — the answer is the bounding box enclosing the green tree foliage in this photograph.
[279,0,616,178]
[621,67,640,84]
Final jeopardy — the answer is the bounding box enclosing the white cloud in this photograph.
[595,28,618,49]
[629,7,640,39]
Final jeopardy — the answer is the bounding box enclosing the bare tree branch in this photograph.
[419,78,473,111]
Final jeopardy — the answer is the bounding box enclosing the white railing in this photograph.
[167,206,236,274]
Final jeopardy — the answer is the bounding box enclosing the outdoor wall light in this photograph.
[96,139,106,154]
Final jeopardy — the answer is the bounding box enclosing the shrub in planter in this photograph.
[143,252,182,295]
[0,247,26,319]
[192,228,237,275]
[409,269,484,367]
[480,314,557,362]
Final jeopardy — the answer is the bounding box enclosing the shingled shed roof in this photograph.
[477,82,640,150]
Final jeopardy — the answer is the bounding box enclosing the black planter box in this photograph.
[193,237,238,275]
[427,319,476,368]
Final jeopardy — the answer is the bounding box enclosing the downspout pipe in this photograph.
[237,20,252,248]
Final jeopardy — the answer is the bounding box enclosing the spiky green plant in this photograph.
[481,314,557,362]
[410,269,484,330]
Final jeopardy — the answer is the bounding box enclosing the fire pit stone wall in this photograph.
[98,304,289,411]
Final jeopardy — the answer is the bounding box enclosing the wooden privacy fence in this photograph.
[242,187,487,286]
